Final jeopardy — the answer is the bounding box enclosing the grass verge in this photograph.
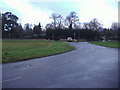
[90,41,120,48]
[2,40,75,63]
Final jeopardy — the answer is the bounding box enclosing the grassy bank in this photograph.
[90,41,120,48]
[2,40,75,63]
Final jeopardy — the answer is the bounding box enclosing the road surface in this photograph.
[2,42,119,88]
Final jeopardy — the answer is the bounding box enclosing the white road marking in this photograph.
[100,47,106,48]
[47,43,53,48]
[1,77,22,83]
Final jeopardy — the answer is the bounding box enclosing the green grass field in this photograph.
[2,40,75,63]
[90,41,120,48]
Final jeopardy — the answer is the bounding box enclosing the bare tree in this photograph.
[111,22,119,40]
[56,14,64,29]
[111,22,119,30]
[89,18,103,31]
[65,11,79,29]
[50,13,64,29]
[45,23,54,29]
[83,22,90,29]
[24,23,33,37]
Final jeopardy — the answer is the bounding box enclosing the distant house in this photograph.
[41,33,46,36]
[101,36,111,42]
[33,33,46,39]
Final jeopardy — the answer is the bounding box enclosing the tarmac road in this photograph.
[2,42,118,88]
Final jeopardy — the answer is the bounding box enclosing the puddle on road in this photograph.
[15,64,31,69]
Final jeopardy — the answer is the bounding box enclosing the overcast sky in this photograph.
[0,0,118,28]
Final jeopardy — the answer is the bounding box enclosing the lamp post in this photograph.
[74,32,77,42]
[74,33,75,40]
[52,33,54,40]
[78,30,80,40]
